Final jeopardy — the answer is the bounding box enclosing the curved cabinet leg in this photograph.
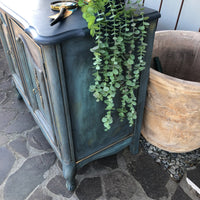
[62,162,76,191]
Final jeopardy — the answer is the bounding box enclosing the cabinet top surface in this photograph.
[0,0,89,44]
[0,0,160,44]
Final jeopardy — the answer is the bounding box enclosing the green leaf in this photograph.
[134,70,139,74]
[106,105,113,110]
[113,69,118,75]
[93,92,100,99]
[96,17,104,22]
[137,17,144,21]
[132,101,137,106]
[111,57,115,62]
[139,67,145,71]
[102,117,107,123]
[96,66,100,70]
[130,54,135,60]
[115,82,120,88]
[119,112,125,117]
[138,26,145,31]
[117,37,123,42]
[132,114,137,119]
[89,85,95,92]
[123,95,128,100]
[78,0,85,7]
[134,30,140,35]
[127,58,134,65]
[143,22,149,26]
[103,87,109,92]
[126,75,132,79]
[127,80,133,86]
[96,75,101,81]
[90,28,95,37]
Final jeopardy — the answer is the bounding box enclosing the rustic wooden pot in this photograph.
[141,31,200,153]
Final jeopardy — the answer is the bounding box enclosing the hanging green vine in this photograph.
[78,0,149,131]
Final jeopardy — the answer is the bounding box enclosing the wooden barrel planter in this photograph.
[141,31,200,153]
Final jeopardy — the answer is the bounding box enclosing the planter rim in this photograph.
[150,68,200,88]
[151,30,200,91]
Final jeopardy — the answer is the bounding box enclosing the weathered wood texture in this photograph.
[142,31,200,153]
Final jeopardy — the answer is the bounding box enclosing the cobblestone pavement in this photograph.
[0,42,199,200]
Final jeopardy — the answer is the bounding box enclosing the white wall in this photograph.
[143,0,200,31]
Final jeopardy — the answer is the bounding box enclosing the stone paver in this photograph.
[27,188,52,200]
[92,154,118,170]
[0,134,9,146]
[0,91,6,104]
[9,136,29,157]
[127,152,169,199]
[76,177,102,200]
[0,147,15,185]
[0,78,13,91]
[2,91,27,111]
[0,109,17,130]
[172,186,192,200]
[77,163,91,175]
[4,153,56,200]
[103,170,137,200]
[27,128,52,151]
[47,175,73,198]
[4,112,36,134]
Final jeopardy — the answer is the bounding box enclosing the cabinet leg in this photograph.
[130,129,141,155]
[62,162,76,191]
[130,141,139,155]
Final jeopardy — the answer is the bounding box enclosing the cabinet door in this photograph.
[0,11,21,83]
[15,35,38,110]
[9,19,55,142]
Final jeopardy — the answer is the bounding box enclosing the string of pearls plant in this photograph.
[78,0,149,131]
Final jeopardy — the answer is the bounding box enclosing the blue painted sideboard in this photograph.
[0,0,160,191]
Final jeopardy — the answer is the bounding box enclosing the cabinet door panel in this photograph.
[26,48,52,124]
[9,19,54,141]
[15,35,38,109]
[16,35,53,125]
[0,11,21,79]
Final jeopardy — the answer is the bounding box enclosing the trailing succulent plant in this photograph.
[78,0,149,131]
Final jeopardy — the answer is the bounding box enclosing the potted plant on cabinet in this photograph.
[78,0,150,131]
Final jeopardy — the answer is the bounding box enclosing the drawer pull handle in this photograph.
[34,69,44,108]
[32,88,38,94]
[7,50,13,56]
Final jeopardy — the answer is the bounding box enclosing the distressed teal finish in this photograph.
[0,0,160,191]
